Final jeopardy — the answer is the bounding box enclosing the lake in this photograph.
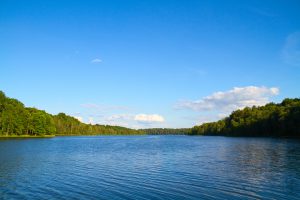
[0,135,299,199]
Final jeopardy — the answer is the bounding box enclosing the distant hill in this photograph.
[0,91,143,136]
[190,98,300,138]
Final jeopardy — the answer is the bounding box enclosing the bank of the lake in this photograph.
[0,135,55,139]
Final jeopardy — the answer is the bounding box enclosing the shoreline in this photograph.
[1,134,298,140]
[0,135,56,139]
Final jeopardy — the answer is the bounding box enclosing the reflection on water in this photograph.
[0,136,300,199]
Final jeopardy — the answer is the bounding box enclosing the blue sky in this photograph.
[1,0,300,128]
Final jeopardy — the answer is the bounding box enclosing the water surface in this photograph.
[0,136,299,199]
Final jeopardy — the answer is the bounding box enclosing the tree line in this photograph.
[0,91,143,136]
[140,128,191,135]
[190,98,300,138]
[1,90,299,137]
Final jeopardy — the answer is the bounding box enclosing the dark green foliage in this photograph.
[141,128,191,135]
[190,98,300,138]
[53,112,143,135]
[27,108,56,135]
[2,90,299,138]
[0,91,143,136]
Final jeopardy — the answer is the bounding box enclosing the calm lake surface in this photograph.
[0,136,300,200]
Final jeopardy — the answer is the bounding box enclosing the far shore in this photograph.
[0,134,145,139]
[0,135,56,139]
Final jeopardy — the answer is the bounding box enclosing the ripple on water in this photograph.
[0,136,300,200]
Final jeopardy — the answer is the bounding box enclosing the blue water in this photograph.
[0,135,300,200]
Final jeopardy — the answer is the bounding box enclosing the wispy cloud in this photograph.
[101,113,165,128]
[282,31,300,66]
[176,86,279,112]
[195,115,224,125]
[91,58,102,64]
[81,103,130,112]
[134,114,165,123]
[79,101,165,128]
[102,114,132,127]
[106,114,133,121]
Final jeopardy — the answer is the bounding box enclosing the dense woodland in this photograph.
[1,91,300,137]
[0,91,143,136]
[190,98,300,138]
[141,128,191,135]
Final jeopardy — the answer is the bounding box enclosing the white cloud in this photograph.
[176,86,279,112]
[282,32,300,66]
[91,58,102,63]
[105,121,129,127]
[100,113,165,128]
[134,114,165,123]
[88,117,94,124]
[74,116,83,122]
[97,114,132,127]
[195,115,223,125]
[217,113,228,119]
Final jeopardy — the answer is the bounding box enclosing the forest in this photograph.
[0,91,143,136]
[190,98,300,138]
[141,128,191,135]
[1,90,300,137]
